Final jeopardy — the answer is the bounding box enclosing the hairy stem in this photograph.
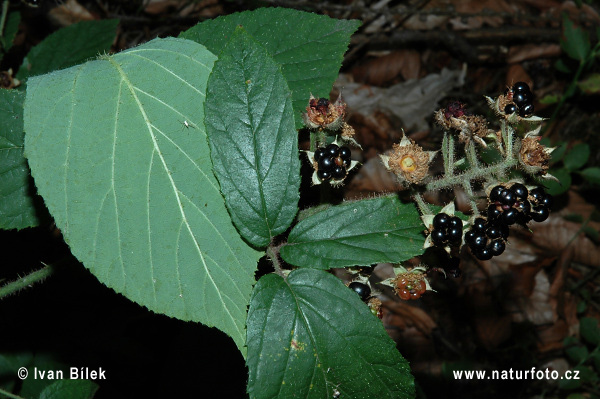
[426,157,518,192]
[462,180,480,217]
[413,192,432,215]
[0,263,56,299]
[266,244,285,277]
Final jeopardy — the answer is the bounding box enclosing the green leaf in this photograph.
[550,142,567,164]
[0,11,21,59]
[246,269,414,399]
[580,317,600,346]
[564,143,590,171]
[24,37,261,354]
[561,14,591,62]
[543,168,571,196]
[280,195,425,269]
[577,73,600,94]
[205,28,299,248]
[39,379,99,399]
[539,94,561,104]
[592,352,600,373]
[565,341,589,364]
[0,89,44,229]
[579,166,600,184]
[180,8,361,129]
[17,19,119,81]
[555,58,572,73]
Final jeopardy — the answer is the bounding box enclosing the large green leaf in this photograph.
[17,19,119,81]
[39,380,98,399]
[205,28,299,248]
[280,195,425,269]
[561,14,591,62]
[246,269,414,399]
[0,89,43,229]
[24,37,261,354]
[180,8,361,129]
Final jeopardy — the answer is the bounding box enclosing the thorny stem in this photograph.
[442,133,454,175]
[462,180,480,217]
[413,192,432,215]
[465,141,480,170]
[0,263,56,299]
[426,156,518,192]
[266,244,285,278]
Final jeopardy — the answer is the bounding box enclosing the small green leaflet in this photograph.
[24,37,261,354]
[280,195,425,269]
[205,28,300,248]
[180,8,361,129]
[246,269,415,399]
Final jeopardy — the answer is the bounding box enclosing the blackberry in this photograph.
[513,91,532,106]
[433,213,450,230]
[485,223,504,240]
[489,239,506,256]
[512,82,530,93]
[431,213,463,248]
[501,208,519,225]
[349,281,371,301]
[465,230,487,249]
[339,146,351,159]
[325,143,339,157]
[317,169,331,181]
[530,206,550,222]
[472,217,487,232]
[474,247,493,261]
[504,103,517,115]
[519,103,534,117]
[489,185,504,202]
[331,166,346,180]
[314,147,326,162]
[319,156,334,170]
[515,199,531,216]
[499,188,516,207]
[511,183,528,200]
[487,204,502,220]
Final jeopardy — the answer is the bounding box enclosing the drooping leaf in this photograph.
[0,89,45,229]
[17,19,119,81]
[564,143,590,171]
[561,14,591,62]
[577,73,600,94]
[205,28,299,248]
[0,11,21,61]
[580,317,600,346]
[280,195,425,269]
[246,269,414,399]
[543,168,571,196]
[24,37,261,354]
[580,167,600,184]
[39,379,99,399]
[180,8,361,129]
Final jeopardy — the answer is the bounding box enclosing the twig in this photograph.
[0,263,56,299]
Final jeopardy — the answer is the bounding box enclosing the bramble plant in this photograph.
[0,6,560,399]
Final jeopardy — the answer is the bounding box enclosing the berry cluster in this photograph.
[465,217,508,260]
[395,277,427,300]
[504,82,534,117]
[466,183,553,260]
[314,143,352,181]
[431,213,463,248]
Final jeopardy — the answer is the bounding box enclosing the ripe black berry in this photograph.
[332,166,346,180]
[474,247,493,261]
[472,217,487,232]
[504,103,517,115]
[487,204,502,220]
[466,230,487,249]
[515,200,531,216]
[349,281,371,301]
[431,229,447,246]
[511,183,528,200]
[530,206,549,222]
[513,91,532,106]
[317,169,331,181]
[339,146,351,159]
[489,239,506,256]
[319,156,334,170]
[448,227,463,244]
[501,208,519,225]
[433,213,450,230]
[512,82,530,93]
[325,143,339,157]
[448,216,463,229]
[519,103,534,117]
[490,185,504,202]
[499,189,516,207]
[486,223,504,239]
[314,148,326,162]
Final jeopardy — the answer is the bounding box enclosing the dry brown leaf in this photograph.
[48,0,95,27]
[383,301,438,336]
[351,50,421,86]
[473,314,513,349]
[507,43,561,63]
[536,320,569,353]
